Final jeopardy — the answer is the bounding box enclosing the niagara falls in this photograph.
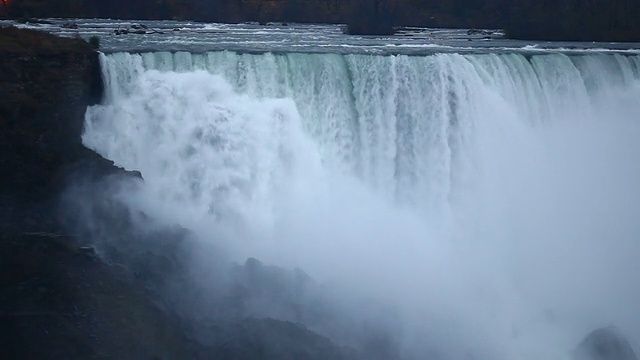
[1,4,640,359]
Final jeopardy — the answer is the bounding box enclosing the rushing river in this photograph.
[4,17,640,54]
[10,18,640,360]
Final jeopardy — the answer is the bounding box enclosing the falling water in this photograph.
[84,51,640,359]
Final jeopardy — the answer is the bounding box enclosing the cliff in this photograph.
[0,27,194,359]
[0,27,107,201]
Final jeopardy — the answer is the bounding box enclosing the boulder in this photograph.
[212,318,357,360]
[467,28,494,36]
[573,327,638,360]
[61,21,78,29]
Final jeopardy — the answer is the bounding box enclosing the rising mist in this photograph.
[62,51,640,359]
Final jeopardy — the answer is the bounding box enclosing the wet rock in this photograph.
[467,28,494,36]
[79,247,95,256]
[573,327,638,360]
[61,22,78,29]
[0,27,104,202]
[0,27,198,360]
[16,18,53,25]
[213,318,356,360]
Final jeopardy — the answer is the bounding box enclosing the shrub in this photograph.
[88,35,100,49]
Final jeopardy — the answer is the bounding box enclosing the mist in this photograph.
[64,51,640,359]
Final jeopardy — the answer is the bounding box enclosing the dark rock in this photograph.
[467,28,494,36]
[0,27,104,202]
[61,22,78,29]
[213,318,357,360]
[0,28,198,359]
[79,246,95,256]
[573,327,638,360]
[17,18,53,25]
[0,232,193,360]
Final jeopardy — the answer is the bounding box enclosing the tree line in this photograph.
[353,0,640,40]
[3,0,640,41]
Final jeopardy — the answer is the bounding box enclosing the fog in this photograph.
[64,51,640,359]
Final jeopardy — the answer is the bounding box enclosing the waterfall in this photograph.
[84,51,640,359]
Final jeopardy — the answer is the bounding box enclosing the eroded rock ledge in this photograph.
[0,26,115,201]
[0,27,192,359]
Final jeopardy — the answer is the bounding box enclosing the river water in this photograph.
[4,17,640,54]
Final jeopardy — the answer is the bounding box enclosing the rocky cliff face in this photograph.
[0,27,106,202]
[0,28,195,360]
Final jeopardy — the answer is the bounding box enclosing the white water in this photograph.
[84,51,640,359]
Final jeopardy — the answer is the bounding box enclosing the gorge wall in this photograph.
[0,27,197,359]
[0,27,106,201]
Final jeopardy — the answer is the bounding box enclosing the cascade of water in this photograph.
[84,51,640,359]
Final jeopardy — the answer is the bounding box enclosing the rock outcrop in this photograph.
[573,327,639,360]
[0,27,192,359]
[0,26,120,202]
